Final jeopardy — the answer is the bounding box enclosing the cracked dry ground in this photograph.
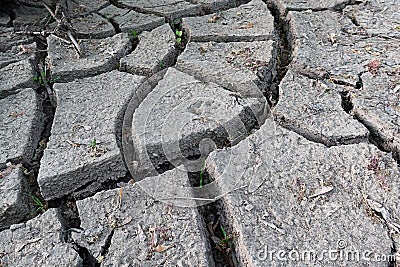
[0,0,399,266]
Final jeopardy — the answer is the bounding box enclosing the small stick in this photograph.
[67,30,81,55]
[43,2,59,23]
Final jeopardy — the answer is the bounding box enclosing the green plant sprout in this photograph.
[27,194,45,212]
[175,30,183,43]
[221,225,227,238]
[32,71,45,86]
[130,29,139,38]
[220,225,234,244]
[33,68,58,86]
[157,58,165,68]
[89,137,97,149]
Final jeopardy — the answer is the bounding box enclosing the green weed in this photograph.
[130,29,139,38]
[89,137,97,149]
[220,225,235,244]
[175,30,183,43]
[26,194,45,213]
[157,58,165,68]
[33,68,58,86]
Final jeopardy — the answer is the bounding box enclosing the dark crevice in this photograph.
[353,113,397,154]
[340,91,354,112]
[47,171,134,202]
[189,35,276,43]
[355,73,363,89]
[77,172,134,200]
[279,0,364,13]
[394,152,400,166]
[0,0,16,27]
[49,199,81,229]
[109,0,180,23]
[293,66,365,90]
[99,230,115,261]
[331,78,356,88]
[97,12,122,34]
[275,114,369,147]
[186,0,251,14]
[52,50,135,84]
[76,245,99,267]
[169,18,188,53]
[326,72,365,90]
[264,0,293,107]
[332,0,366,12]
[0,89,20,100]
[388,241,397,267]
[338,81,399,164]
[55,199,99,267]
[5,36,57,228]
[188,171,238,267]
[347,13,360,27]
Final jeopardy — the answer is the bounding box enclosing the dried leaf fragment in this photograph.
[0,165,14,179]
[154,244,174,253]
[366,59,381,74]
[239,22,254,29]
[66,140,82,147]
[9,111,25,118]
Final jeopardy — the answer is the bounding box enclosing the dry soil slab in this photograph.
[274,70,369,146]
[0,89,43,165]
[0,80,43,231]
[98,5,165,34]
[351,72,400,154]
[184,0,275,42]
[0,167,33,230]
[287,8,399,154]
[117,0,203,20]
[72,168,213,266]
[128,67,268,179]
[0,42,36,69]
[0,27,34,52]
[206,124,399,266]
[176,40,277,97]
[288,10,399,86]
[47,33,132,83]
[0,209,81,266]
[343,0,400,39]
[120,24,176,76]
[38,71,145,200]
[271,0,354,14]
